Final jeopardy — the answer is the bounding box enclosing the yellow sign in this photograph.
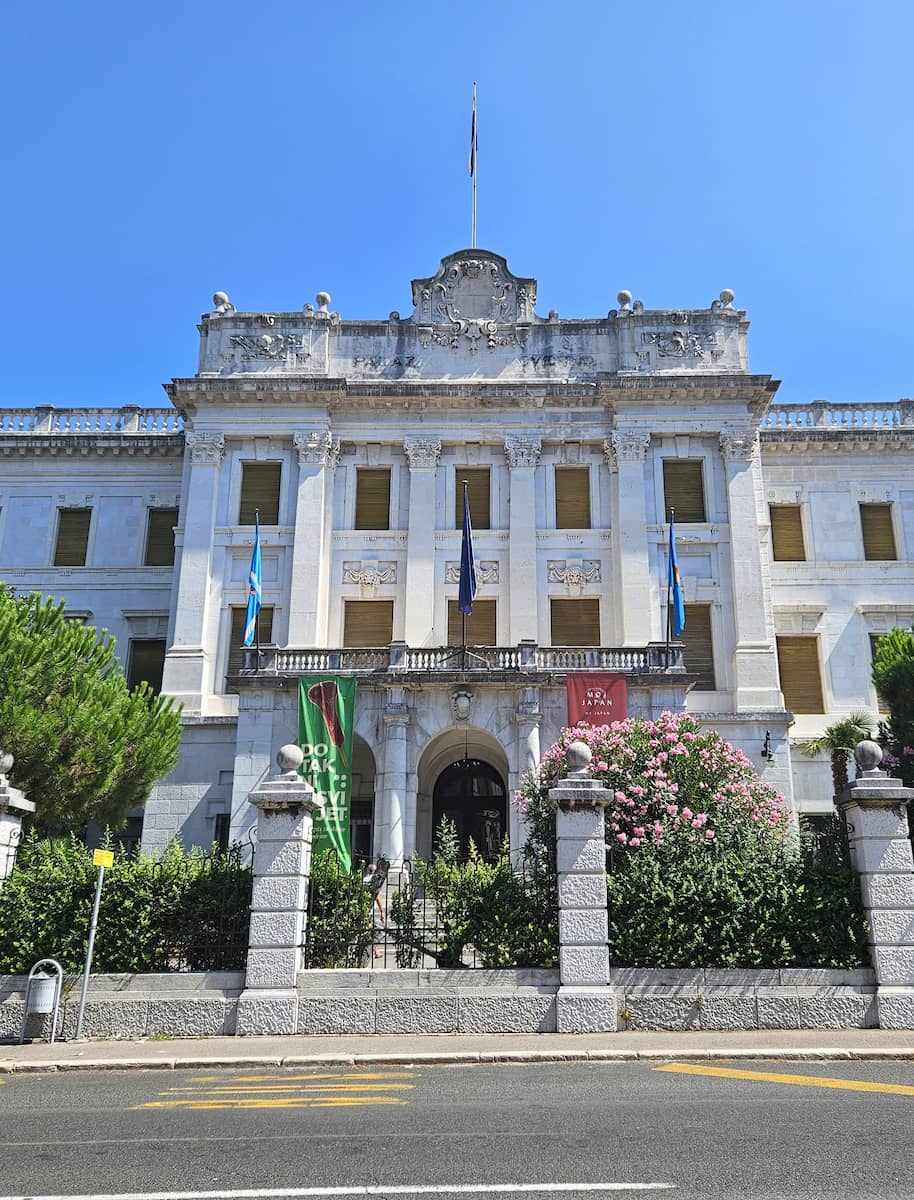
[93,849,114,869]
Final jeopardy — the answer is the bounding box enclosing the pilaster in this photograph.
[605,431,655,647]
[403,438,441,647]
[378,686,410,864]
[505,436,541,643]
[513,685,542,855]
[287,429,339,646]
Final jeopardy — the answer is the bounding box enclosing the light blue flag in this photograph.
[668,517,685,638]
[243,513,262,647]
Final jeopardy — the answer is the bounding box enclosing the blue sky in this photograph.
[2,1,912,409]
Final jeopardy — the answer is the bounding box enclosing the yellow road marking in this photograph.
[164,1083,414,1094]
[133,1069,416,1112]
[139,1096,407,1110]
[656,1062,914,1097]
[190,1072,413,1084]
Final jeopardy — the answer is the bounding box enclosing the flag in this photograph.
[468,83,477,176]
[668,517,685,638]
[458,482,477,615]
[243,513,262,646]
[299,676,357,872]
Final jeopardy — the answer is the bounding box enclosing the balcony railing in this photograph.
[239,643,685,676]
[0,406,184,434]
[763,401,914,430]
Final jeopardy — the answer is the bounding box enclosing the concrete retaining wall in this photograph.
[0,966,879,1040]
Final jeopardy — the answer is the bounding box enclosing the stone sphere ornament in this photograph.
[854,739,883,774]
[315,292,331,311]
[0,751,13,776]
[616,289,633,309]
[566,740,593,775]
[277,744,305,774]
[719,288,735,308]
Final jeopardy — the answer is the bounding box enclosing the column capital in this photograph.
[719,426,758,462]
[185,431,225,465]
[604,430,650,469]
[293,429,340,469]
[515,684,542,722]
[383,684,410,725]
[504,435,542,469]
[404,437,442,469]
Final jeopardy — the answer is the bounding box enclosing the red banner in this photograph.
[567,673,628,726]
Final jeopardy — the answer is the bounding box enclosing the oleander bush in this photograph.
[516,713,869,970]
[0,837,252,974]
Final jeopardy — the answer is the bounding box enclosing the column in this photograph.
[378,685,410,864]
[512,686,542,858]
[161,431,224,711]
[236,745,323,1036]
[505,436,541,643]
[287,430,339,646]
[403,438,441,647]
[551,741,618,1033]
[838,741,914,1030]
[0,753,34,880]
[605,431,655,646]
[720,427,783,709]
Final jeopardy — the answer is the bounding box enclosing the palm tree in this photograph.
[799,711,877,796]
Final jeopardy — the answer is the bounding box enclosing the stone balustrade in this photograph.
[764,401,914,430]
[0,406,184,434]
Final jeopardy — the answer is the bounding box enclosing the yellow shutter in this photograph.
[447,599,497,645]
[550,599,601,647]
[455,468,491,529]
[239,462,282,525]
[769,505,806,562]
[662,460,706,523]
[229,605,274,675]
[144,507,179,566]
[680,604,716,691]
[127,639,167,693]
[776,636,825,714]
[555,467,591,529]
[354,469,391,530]
[860,504,897,561]
[343,600,394,647]
[53,508,92,566]
[870,634,888,713]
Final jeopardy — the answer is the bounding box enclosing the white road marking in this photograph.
[0,1185,676,1198]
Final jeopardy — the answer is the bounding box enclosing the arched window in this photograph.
[432,759,507,860]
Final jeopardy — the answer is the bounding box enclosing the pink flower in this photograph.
[629,837,642,847]
[596,761,609,772]
[705,829,716,840]
[616,832,628,844]
[634,826,645,838]
[666,804,679,817]
[681,807,693,821]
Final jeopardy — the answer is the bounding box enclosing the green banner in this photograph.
[298,675,357,873]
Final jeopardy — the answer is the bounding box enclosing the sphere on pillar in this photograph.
[854,740,883,774]
[566,741,592,776]
[277,744,304,776]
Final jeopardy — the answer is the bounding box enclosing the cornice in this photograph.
[0,435,185,459]
[760,429,914,453]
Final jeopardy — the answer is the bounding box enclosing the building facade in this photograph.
[1,249,912,860]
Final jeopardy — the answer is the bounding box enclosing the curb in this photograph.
[2,1047,913,1073]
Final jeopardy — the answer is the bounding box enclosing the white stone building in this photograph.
[1,249,911,860]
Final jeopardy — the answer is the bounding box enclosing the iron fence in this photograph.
[0,826,22,883]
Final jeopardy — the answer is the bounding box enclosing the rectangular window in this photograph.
[447,599,497,645]
[555,467,591,529]
[769,505,806,562]
[870,633,888,713]
[53,508,92,566]
[144,507,179,567]
[213,813,231,855]
[550,598,601,647]
[662,460,706,523]
[455,467,491,530]
[126,639,167,694]
[860,503,897,561]
[343,600,394,647]
[680,604,716,691]
[776,636,825,714]
[239,462,282,525]
[228,605,274,676]
[354,468,391,530]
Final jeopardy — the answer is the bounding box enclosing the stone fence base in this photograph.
[1,966,886,1039]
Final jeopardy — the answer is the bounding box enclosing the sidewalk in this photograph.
[2,1028,914,1073]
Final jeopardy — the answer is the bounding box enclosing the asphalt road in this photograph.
[1,1060,913,1199]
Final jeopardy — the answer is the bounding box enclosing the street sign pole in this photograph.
[75,848,113,1039]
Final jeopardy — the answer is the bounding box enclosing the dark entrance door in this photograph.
[431,759,507,860]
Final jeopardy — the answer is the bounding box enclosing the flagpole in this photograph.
[470,82,477,249]
[254,509,262,671]
[462,480,469,671]
[665,508,674,669]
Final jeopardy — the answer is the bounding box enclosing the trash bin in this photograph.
[27,970,57,1015]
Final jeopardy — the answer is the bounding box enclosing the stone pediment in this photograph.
[409,249,537,326]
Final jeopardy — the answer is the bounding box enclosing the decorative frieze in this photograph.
[404,437,442,469]
[504,436,542,469]
[445,560,499,585]
[230,333,309,362]
[548,559,602,595]
[293,430,340,469]
[185,431,225,465]
[342,561,397,593]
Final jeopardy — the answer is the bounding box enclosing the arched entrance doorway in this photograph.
[431,758,507,860]
[349,734,377,865]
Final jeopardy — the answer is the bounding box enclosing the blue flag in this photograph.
[243,513,262,647]
[668,517,685,638]
[458,483,477,616]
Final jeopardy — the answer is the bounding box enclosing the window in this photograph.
[455,467,491,529]
[860,503,897,561]
[769,505,805,562]
[213,813,231,855]
[239,462,281,525]
[776,636,825,714]
[126,639,167,694]
[343,600,394,647]
[662,460,706,523]
[680,604,716,691]
[555,467,591,529]
[144,507,179,566]
[870,633,888,713]
[53,508,91,566]
[228,605,274,675]
[447,599,497,645]
[550,598,601,647]
[354,468,391,530]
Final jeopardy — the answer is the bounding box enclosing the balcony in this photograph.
[236,642,686,685]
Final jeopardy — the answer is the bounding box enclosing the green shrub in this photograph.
[0,837,252,974]
[303,850,373,968]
